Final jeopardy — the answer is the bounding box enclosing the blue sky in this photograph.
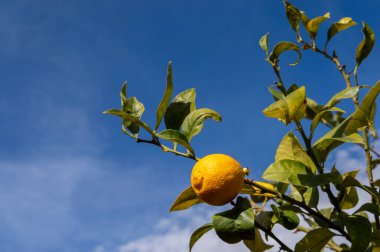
[0,0,380,251]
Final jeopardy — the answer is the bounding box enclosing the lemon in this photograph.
[191,154,245,206]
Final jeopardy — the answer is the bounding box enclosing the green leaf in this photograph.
[354,203,380,215]
[155,62,174,131]
[312,116,364,162]
[243,229,273,252]
[120,81,127,106]
[170,186,203,212]
[262,159,311,185]
[324,86,361,108]
[295,228,335,252]
[259,33,269,56]
[284,1,301,34]
[181,108,222,142]
[156,129,195,155]
[290,185,319,208]
[325,17,358,49]
[269,41,302,66]
[103,109,153,135]
[189,223,213,252]
[344,215,372,251]
[263,86,306,125]
[275,132,316,173]
[268,85,284,101]
[164,88,196,130]
[271,205,299,230]
[346,81,380,134]
[124,97,145,134]
[339,176,380,203]
[310,107,346,136]
[212,197,255,244]
[340,186,359,210]
[306,12,330,40]
[296,173,338,187]
[356,22,376,68]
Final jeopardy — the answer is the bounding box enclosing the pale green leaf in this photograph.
[103,109,153,135]
[243,229,273,252]
[262,159,311,185]
[263,86,306,125]
[306,12,330,39]
[181,108,222,142]
[310,107,346,136]
[189,223,213,252]
[155,62,174,131]
[269,41,302,66]
[156,129,195,155]
[295,228,335,252]
[275,132,316,173]
[324,86,361,108]
[325,17,358,49]
[259,33,269,56]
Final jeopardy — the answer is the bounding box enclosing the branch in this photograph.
[255,222,294,252]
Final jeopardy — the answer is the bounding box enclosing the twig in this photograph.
[255,222,294,252]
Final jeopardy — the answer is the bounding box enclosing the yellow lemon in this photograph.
[191,154,245,206]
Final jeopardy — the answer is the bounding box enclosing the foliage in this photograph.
[105,1,380,251]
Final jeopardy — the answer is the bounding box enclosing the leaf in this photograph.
[268,85,284,101]
[263,86,306,125]
[156,129,195,155]
[324,86,361,108]
[306,12,330,40]
[312,116,365,162]
[310,107,346,136]
[124,97,145,134]
[181,108,222,142]
[262,159,311,185]
[275,132,316,173]
[170,186,203,212]
[212,197,255,244]
[354,203,380,215]
[120,81,127,106]
[269,41,302,66]
[164,88,196,130]
[155,62,174,131]
[291,185,319,208]
[284,1,301,34]
[189,223,213,252]
[339,186,359,210]
[103,109,153,135]
[344,215,372,251]
[297,173,338,187]
[346,81,380,134]
[271,205,299,230]
[339,176,380,203]
[356,22,376,68]
[259,33,269,56]
[325,17,358,49]
[295,228,335,252]
[243,229,273,252]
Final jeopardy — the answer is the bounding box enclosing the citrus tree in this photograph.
[104,1,380,251]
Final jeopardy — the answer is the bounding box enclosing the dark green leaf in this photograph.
[189,223,213,252]
[156,129,195,155]
[354,203,380,215]
[120,81,127,106]
[297,173,338,187]
[164,88,196,130]
[356,22,376,68]
[291,185,319,208]
[170,186,203,212]
[275,132,316,173]
[124,97,145,134]
[325,17,358,49]
[212,197,255,244]
[259,33,269,56]
[262,159,311,185]
[255,211,273,230]
[340,176,380,203]
[344,215,372,251]
[243,229,273,252]
[306,12,330,39]
[263,86,306,125]
[295,228,335,252]
[269,41,302,66]
[271,205,299,230]
[155,62,174,131]
[181,108,222,142]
